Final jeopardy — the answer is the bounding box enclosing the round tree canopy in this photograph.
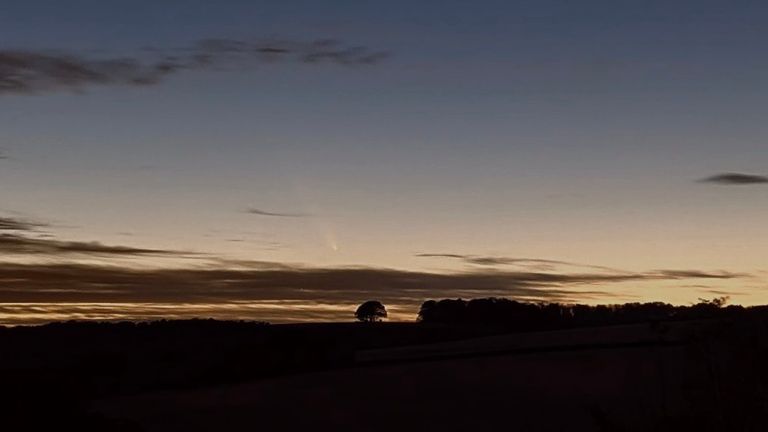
[355,300,387,322]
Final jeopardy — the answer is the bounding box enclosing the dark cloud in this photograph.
[0,261,745,311]
[0,212,195,258]
[699,173,768,185]
[0,216,47,232]
[416,254,745,282]
[0,263,601,305]
[246,208,310,218]
[0,219,746,323]
[651,270,746,280]
[0,51,177,94]
[192,38,389,65]
[416,253,469,260]
[0,38,389,95]
[699,289,744,296]
[416,253,619,272]
[0,233,188,257]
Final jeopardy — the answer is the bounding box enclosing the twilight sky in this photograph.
[1,0,767,324]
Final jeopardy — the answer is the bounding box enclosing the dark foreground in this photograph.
[3,315,768,431]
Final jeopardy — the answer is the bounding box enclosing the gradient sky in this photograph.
[1,0,767,324]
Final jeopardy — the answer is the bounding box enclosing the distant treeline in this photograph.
[417,297,759,328]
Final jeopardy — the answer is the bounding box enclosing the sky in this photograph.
[1,0,767,324]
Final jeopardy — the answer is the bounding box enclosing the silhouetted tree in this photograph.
[355,300,387,322]
[417,300,438,322]
[702,296,729,308]
[433,299,467,323]
[417,296,748,329]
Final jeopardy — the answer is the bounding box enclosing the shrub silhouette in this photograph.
[355,300,387,322]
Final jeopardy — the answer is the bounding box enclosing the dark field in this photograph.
[3,312,768,431]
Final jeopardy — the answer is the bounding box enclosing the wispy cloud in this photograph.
[0,233,190,257]
[0,215,47,232]
[416,253,620,272]
[0,257,746,314]
[0,262,742,308]
[699,173,768,185]
[652,270,745,280]
[246,208,311,218]
[0,214,191,258]
[416,253,744,281]
[0,38,390,96]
